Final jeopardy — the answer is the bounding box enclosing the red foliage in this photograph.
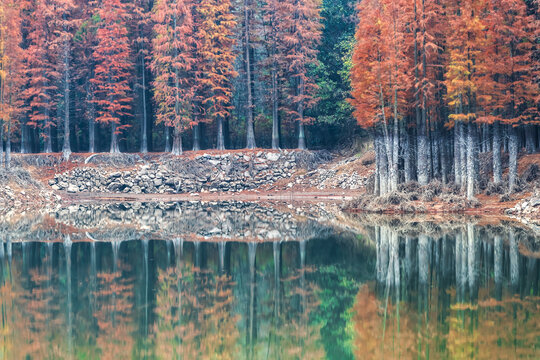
[90,0,133,132]
[150,0,196,132]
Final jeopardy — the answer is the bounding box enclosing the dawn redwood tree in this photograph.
[73,1,99,153]
[22,0,58,154]
[282,0,323,150]
[262,0,288,149]
[481,0,538,191]
[52,0,78,160]
[350,0,411,193]
[444,0,491,199]
[150,0,196,155]
[195,0,237,150]
[0,0,25,167]
[241,0,256,149]
[413,0,444,185]
[132,0,152,153]
[91,0,133,154]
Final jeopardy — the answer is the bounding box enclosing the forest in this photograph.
[0,0,539,200]
[351,0,539,198]
[0,0,356,158]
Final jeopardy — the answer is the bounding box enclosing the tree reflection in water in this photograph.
[0,208,538,359]
[353,223,539,359]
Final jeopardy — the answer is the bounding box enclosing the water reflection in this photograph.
[357,221,539,359]
[0,204,538,359]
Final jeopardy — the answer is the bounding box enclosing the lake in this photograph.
[0,202,538,359]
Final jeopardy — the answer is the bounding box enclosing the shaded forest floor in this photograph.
[0,150,539,223]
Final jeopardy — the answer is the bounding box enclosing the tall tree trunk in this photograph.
[374,134,380,195]
[492,121,502,184]
[20,120,29,154]
[402,122,412,183]
[244,0,256,149]
[192,123,201,151]
[44,102,53,153]
[413,0,421,183]
[5,117,11,169]
[140,54,148,154]
[110,122,120,154]
[271,61,279,150]
[172,126,182,155]
[466,121,475,199]
[390,119,399,191]
[454,124,461,185]
[217,116,225,150]
[459,122,467,192]
[508,125,518,192]
[440,132,448,184]
[525,125,535,153]
[165,126,171,152]
[417,0,429,185]
[0,119,4,166]
[378,132,389,195]
[432,126,440,180]
[297,77,307,150]
[417,123,429,185]
[87,82,96,153]
[62,37,72,160]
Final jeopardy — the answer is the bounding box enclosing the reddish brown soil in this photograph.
[16,150,538,218]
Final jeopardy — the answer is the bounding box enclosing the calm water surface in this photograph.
[0,202,538,359]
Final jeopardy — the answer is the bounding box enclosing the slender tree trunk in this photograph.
[271,61,279,150]
[44,106,53,153]
[413,0,421,184]
[493,121,502,184]
[244,0,256,149]
[297,77,306,150]
[217,116,225,150]
[20,120,28,154]
[0,119,4,166]
[140,54,148,154]
[525,125,535,153]
[454,124,461,185]
[374,136,380,195]
[459,122,467,192]
[87,81,96,153]
[192,123,201,151]
[110,122,120,154]
[379,133,389,195]
[466,121,475,199]
[417,123,429,185]
[172,126,183,155]
[391,118,399,190]
[5,117,11,169]
[440,132,448,184]
[403,122,412,183]
[508,125,518,192]
[165,126,171,152]
[417,0,429,185]
[62,38,72,160]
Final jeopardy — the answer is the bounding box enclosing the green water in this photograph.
[0,202,538,359]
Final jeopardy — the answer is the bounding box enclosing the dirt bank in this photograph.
[0,150,538,223]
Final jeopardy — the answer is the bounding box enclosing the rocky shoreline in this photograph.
[48,150,330,194]
[0,151,538,224]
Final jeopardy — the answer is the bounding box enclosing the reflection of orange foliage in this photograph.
[353,284,539,359]
[447,295,539,359]
[352,285,417,359]
[1,266,67,359]
[270,268,325,360]
[94,266,134,360]
[154,266,240,359]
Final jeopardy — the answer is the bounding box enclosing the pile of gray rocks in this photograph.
[49,151,308,194]
[506,194,540,220]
